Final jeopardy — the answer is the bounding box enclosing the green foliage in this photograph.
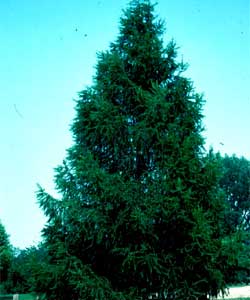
[218,154,250,284]
[221,231,250,285]
[8,245,49,294]
[37,1,243,299]
[220,154,250,231]
[0,244,50,295]
[0,221,12,293]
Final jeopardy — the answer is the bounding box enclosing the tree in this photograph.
[219,154,250,284]
[7,244,49,294]
[0,220,12,293]
[37,1,240,299]
[220,154,250,231]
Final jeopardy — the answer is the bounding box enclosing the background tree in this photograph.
[6,244,49,294]
[219,154,250,284]
[0,220,13,293]
[220,154,250,231]
[37,1,241,299]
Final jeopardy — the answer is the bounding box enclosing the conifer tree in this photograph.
[37,1,238,299]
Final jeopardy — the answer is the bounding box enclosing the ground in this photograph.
[217,285,250,299]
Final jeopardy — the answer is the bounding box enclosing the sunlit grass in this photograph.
[19,294,36,300]
[0,295,37,300]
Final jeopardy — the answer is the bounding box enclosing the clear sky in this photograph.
[0,0,249,249]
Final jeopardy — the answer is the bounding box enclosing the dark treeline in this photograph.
[1,1,250,299]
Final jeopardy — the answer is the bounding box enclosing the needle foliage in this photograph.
[37,1,240,299]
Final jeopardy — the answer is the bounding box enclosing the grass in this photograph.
[19,295,37,300]
[0,295,37,300]
[0,294,250,300]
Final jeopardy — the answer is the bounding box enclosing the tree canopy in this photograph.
[37,1,242,299]
[0,220,12,293]
[220,154,250,231]
[218,154,250,284]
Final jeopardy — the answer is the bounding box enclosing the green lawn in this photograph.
[0,295,37,300]
[0,294,250,300]
[19,295,37,300]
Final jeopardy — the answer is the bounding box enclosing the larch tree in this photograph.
[37,1,240,299]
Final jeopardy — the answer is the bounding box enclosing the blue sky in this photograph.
[0,0,249,249]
